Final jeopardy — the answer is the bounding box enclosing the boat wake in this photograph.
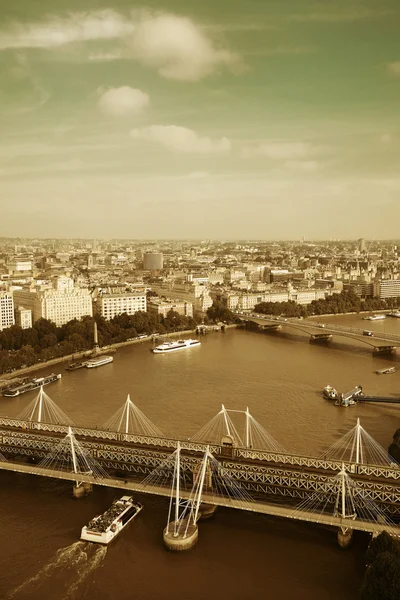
[7,541,107,599]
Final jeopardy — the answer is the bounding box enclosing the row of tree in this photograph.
[255,290,400,318]
[360,531,400,599]
[0,310,200,374]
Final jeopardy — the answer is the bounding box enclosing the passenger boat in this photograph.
[152,339,201,354]
[323,385,339,400]
[80,496,143,544]
[363,314,386,321]
[2,373,62,397]
[86,356,113,368]
[387,311,400,318]
[375,367,396,375]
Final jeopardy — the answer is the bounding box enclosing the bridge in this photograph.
[241,313,400,353]
[0,389,399,550]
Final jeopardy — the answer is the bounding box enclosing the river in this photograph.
[1,313,399,600]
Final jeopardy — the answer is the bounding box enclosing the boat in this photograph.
[375,367,396,375]
[323,385,339,400]
[363,314,386,321]
[86,356,114,368]
[80,496,143,544]
[2,373,62,397]
[388,311,400,318]
[152,339,201,354]
[65,361,87,371]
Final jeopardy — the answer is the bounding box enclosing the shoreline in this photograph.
[0,325,235,384]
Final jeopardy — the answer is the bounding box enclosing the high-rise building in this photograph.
[143,252,163,271]
[374,279,400,299]
[0,292,15,331]
[358,238,366,253]
[95,292,147,321]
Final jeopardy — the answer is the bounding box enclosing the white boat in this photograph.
[323,385,339,400]
[152,339,201,354]
[86,356,114,368]
[375,367,396,375]
[363,314,386,321]
[388,311,400,318]
[81,496,143,545]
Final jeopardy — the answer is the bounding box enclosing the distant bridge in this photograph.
[241,314,399,353]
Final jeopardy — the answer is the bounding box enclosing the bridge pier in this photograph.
[198,503,217,520]
[337,527,353,549]
[72,481,93,498]
[310,334,333,344]
[163,519,199,551]
[373,346,396,355]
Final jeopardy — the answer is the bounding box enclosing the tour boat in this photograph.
[388,311,400,318]
[2,373,62,397]
[323,385,339,400]
[152,339,201,354]
[80,496,143,545]
[86,356,113,368]
[375,367,396,375]
[363,315,386,321]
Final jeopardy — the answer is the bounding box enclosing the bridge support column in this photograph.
[73,483,86,498]
[337,527,353,549]
[198,503,217,520]
[163,518,198,551]
[310,334,333,344]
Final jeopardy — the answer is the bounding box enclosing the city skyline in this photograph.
[1,0,400,238]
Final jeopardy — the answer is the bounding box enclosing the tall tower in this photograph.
[358,238,366,253]
[93,321,99,354]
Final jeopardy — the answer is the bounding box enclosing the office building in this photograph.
[15,306,32,329]
[0,292,15,331]
[143,252,163,271]
[95,292,147,320]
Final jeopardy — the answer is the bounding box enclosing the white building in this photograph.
[13,278,93,327]
[7,260,32,273]
[374,279,400,299]
[15,306,32,329]
[96,292,147,320]
[222,287,334,311]
[150,281,212,315]
[148,298,193,318]
[0,292,15,331]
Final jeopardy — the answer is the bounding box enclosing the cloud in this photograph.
[128,13,240,81]
[0,11,134,49]
[243,142,314,160]
[130,125,231,153]
[89,51,121,62]
[380,133,393,144]
[290,8,390,23]
[285,160,318,172]
[97,87,149,116]
[387,61,400,75]
[0,10,242,81]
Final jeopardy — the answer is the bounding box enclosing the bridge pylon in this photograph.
[334,464,357,548]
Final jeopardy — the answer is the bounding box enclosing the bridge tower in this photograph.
[334,464,357,548]
[163,445,212,551]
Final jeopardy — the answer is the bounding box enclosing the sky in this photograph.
[0,0,399,239]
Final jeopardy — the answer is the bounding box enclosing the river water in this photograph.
[1,314,400,600]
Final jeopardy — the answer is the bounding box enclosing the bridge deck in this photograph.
[0,460,397,536]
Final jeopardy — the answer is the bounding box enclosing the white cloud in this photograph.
[97,86,149,116]
[129,13,239,81]
[290,8,390,23]
[0,10,134,49]
[380,133,393,144]
[388,61,400,75]
[243,142,314,160]
[0,10,241,81]
[130,125,231,153]
[89,51,121,62]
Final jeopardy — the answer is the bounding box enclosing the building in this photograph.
[0,292,15,331]
[216,287,334,311]
[95,292,147,320]
[7,260,32,273]
[143,252,164,271]
[13,278,93,326]
[147,298,193,319]
[15,306,32,329]
[374,279,400,299]
[150,281,212,315]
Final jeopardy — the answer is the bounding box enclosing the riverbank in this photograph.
[0,326,235,385]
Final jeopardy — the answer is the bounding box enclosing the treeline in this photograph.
[360,531,400,599]
[206,301,240,324]
[389,429,400,464]
[0,310,199,374]
[255,290,400,318]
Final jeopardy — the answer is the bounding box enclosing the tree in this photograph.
[360,551,400,600]
[207,302,239,324]
[366,531,400,566]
